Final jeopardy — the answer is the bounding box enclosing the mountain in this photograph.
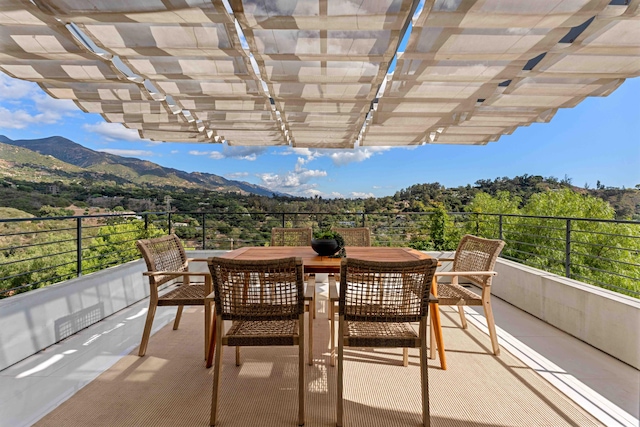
[0,135,283,197]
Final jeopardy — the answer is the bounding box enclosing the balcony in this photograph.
[1,246,638,427]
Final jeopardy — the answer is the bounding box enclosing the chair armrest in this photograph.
[428,294,439,304]
[328,274,339,302]
[434,271,497,277]
[437,258,455,262]
[435,271,497,289]
[187,257,209,263]
[143,271,211,277]
[304,274,315,301]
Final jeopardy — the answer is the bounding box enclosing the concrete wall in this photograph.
[0,259,148,371]
[0,251,227,372]
[491,258,640,369]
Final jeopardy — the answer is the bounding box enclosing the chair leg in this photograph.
[337,316,344,427]
[204,303,212,360]
[429,318,436,360]
[330,302,336,367]
[235,346,241,366]
[484,301,500,356]
[312,282,316,319]
[173,305,184,330]
[458,305,467,329]
[308,301,314,366]
[206,316,217,369]
[403,348,409,367]
[138,303,157,357]
[420,319,430,427]
[210,318,224,426]
[298,314,305,426]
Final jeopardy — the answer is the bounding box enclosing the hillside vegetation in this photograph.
[0,135,280,197]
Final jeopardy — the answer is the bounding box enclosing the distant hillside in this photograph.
[392,176,640,219]
[0,207,32,219]
[0,135,283,197]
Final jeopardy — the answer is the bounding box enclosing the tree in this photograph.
[515,189,639,296]
[464,191,521,238]
[82,220,163,274]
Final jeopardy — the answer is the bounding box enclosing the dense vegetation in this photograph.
[1,178,638,299]
[2,173,639,220]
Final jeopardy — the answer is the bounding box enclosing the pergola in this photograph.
[0,0,638,148]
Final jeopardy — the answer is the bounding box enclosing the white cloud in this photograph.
[328,147,390,166]
[226,172,249,179]
[190,146,267,161]
[33,92,78,114]
[187,150,226,160]
[0,107,37,129]
[256,162,327,196]
[0,74,38,99]
[83,122,141,142]
[219,146,267,161]
[170,150,179,154]
[350,192,375,199]
[0,74,81,126]
[98,149,153,157]
[278,146,390,166]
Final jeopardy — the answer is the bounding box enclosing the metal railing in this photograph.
[1,211,638,298]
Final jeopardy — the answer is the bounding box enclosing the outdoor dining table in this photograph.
[208,246,446,369]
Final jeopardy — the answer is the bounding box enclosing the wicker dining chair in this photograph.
[431,234,505,359]
[332,227,370,247]
[271,226,315,321]
[207,257,306,427]
[337,257,438,427]
[136,234,212,358]
[270,227,312,247]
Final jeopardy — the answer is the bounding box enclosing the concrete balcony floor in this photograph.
[1,281,638,427]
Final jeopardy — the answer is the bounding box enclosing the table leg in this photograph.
[430,303,446,370]
[430,277,447,370]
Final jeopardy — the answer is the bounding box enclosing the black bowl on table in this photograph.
[311,238,340,256]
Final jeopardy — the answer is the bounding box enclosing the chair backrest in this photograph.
[453,235,506,288]
[136,234,188,286]
[208,257,304,321]
[333,227,371,247]
[270,227,312,246]
[339,257,438,323]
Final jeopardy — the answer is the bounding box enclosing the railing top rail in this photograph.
[2,211,639,225]
[474,212,640,225]
[0,212,168,224]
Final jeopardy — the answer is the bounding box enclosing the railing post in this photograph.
[361,212,365,227]
[167,212,172,235]
[565,219,572,278]
[499,215,503,240]
[144,213,149,231]
[230,238,234,250]
[76,217,83,277]
[282,213,285,228]
[475,212,480,235]
[202,213,206,250]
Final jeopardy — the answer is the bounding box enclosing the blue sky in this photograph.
[0,72,638,198]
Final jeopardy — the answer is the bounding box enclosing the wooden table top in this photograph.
[219,246,432,274]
